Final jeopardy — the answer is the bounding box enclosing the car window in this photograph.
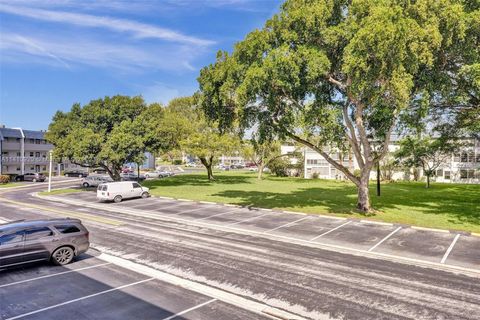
[132,183,141,188]
[25,227,53,241]
[0,231,24,245]
[54,225,81,234]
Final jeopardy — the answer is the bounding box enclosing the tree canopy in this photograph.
[46,95,165,180]
[198,0,479,212]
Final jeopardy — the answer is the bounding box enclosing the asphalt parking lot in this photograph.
[53,191,480,272]
[0,252,271,320]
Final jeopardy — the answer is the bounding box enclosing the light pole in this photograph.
[48,150,53,192]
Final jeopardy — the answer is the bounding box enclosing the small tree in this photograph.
[395,136,458,188]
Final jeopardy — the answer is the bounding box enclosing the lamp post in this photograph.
[48,150,53,192]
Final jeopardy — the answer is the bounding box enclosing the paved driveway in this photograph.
[0,253,271,320]
[54,192,480,273]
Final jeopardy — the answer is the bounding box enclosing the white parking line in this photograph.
[263,216,310,234]
[196,208,241,221]
[309,221,352,241]
[0,263,111,288]
[367,226,402,252]
[5,278,154,320]
[441,234,461,264]
[161,298,217,320]
[227,212,270,226]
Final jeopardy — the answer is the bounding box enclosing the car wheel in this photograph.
[113,195,122,203]
[141,191,149,198]
[52,247,74,265]
[82,182,89,188]
[32,178,37,182]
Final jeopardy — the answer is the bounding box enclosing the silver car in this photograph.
[81,175,113,188]
[0,218,90,269]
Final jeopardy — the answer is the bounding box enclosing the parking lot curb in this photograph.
[35,193,480,277]
[411,226,450,233]
[95,251,307,320]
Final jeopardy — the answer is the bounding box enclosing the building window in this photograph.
[444,171,451,179]
[468,151,475,163]
[436,169,443,177]
[35,139,41,144]
[35,152,40,157]
[476,153,480,163]
[460,169,475,179]
[461,152,468,162]
[29,139,34,143]
[16,167,20,171]
[30,166,34,170]
[454,153,460,162]
[42,166,46,171]
[16,152,21,157]
[29,152,34,157]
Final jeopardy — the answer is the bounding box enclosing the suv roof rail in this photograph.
[0,219,25,225]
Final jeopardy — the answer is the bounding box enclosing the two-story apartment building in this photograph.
[282,137,480,184]
[0,127,52,175]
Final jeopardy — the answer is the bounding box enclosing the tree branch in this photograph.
[285,131,360,185]
[342,103,364,169]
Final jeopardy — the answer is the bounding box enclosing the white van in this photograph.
[97,181,150,203]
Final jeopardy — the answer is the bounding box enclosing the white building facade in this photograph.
[282,138,480,184]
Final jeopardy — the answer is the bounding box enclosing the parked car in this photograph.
[81,175,113,188]
[92,168,107,174]
[120,172,146,181]
[185,162,198,167]
[144,170,174,179]
[64,170,88,178]
[97,181,150,203]
[0,218,90,268]
[15,172,46,182]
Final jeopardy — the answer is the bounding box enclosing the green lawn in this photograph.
[0,182,28,188]
[143,171,480,233]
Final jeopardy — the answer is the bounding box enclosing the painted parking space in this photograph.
[44,192,480,274]
[313,221,399,251]
[443,236,480,269]
[267,215,348,240]
[233,211,307,232]
[0,255,271,320]
[374,228,457,263]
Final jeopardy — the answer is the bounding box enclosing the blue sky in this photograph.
[0,0,280,130]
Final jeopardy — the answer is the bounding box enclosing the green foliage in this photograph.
[268,157,291,177]
[46,95,168,180]
[198,0,478,211]
[395,135,460,187]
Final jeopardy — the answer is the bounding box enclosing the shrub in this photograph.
[268,157,290,177]
[0,175,10,184]
[312,172,320,179]
[173,159,183,165]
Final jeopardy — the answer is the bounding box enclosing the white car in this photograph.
[144,170,173,179]
[97,181,150,203]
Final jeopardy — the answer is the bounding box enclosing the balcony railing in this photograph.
[1,156,51,164]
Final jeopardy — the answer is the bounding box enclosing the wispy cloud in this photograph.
[0,3,214,46]
[0,31,204,72]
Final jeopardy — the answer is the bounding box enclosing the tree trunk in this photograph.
[257,163,264,180]
[206,164,214,181]
[357,179,371,213]
[426,174,430,188]
[199,157,215,181]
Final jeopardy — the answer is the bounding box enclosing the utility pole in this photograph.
[48,150,53,193]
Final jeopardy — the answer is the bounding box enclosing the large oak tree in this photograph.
[198,0,479,212]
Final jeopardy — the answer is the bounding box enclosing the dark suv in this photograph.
[64,170,88,177]
[0,219,90,269]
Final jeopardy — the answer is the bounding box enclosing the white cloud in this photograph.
[0,3,214,46]
[0,32,204,72]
